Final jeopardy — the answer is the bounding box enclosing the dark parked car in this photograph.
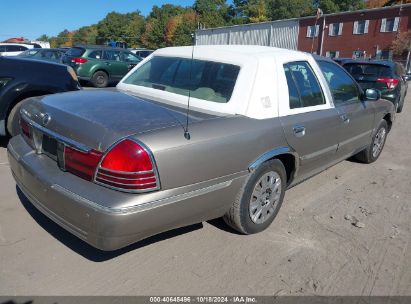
[17,48,67,63]
[341,59,409,113]
[0,56,81,136]
[61,46,142,88]
[130,48,154,58]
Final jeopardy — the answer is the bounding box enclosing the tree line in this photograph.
[36,0,403,49]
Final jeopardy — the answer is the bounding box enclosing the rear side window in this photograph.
[88,50,102,59]
[123,56,240,103]
[344,63,392,77]
[317,61,360,105]
[66,47,85,57]
[283,61,325,108]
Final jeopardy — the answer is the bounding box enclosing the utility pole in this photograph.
[320,15,326,56]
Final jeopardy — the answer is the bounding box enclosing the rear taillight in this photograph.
[376,77,399,89]
[64,147,103,181]
[20,118,33,146]
[71,57,88,64]
[20,118,31,139]
[95,139,159,192]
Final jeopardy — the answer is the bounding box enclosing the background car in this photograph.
[61,45,142,88]
[130,48,154,58]
[341,59,409,113]
[0,57,81,137]
[0,43,38,56]
[17,48,67,63]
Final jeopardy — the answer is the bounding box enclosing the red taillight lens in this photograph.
[95,139,159,191]
[20,118,32,139]
[64,146,103,181]
[71,57,88,64]
[376,77,399,89]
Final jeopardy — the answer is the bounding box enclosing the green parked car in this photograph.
[62,46,142,88]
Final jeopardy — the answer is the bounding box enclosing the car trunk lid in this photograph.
[21,89,216,152]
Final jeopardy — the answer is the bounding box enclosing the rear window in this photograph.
[66,47,85,57]
[344,63,392,77]
[123,56,240,103]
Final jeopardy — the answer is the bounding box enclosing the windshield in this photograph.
[123,56,240,103]
[344,63,392,77]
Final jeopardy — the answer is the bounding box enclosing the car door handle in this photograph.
[105,62,111,65]
[293,125,306,137]
[340,114,350,124]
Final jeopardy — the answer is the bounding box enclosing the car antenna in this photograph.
[183,33,195,140]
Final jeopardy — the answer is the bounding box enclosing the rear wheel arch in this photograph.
[382,113,393,132]
[249,149,298,186]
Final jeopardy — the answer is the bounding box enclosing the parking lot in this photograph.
[0,88,410,296]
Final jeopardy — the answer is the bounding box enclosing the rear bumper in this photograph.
[8,135,246,251]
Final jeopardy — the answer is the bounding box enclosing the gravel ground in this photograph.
[0,89,410,296]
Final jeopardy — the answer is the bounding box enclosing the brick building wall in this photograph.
[298,5,411,61]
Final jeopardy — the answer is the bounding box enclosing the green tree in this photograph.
[173,10,198,46]
[97,11,145,46]
[72,25,98,45]
[194,0,230,28]
[231,0,268,23]
[266,0,313,20]
[141,4,187,49]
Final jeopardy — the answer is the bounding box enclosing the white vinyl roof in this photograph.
[118,45,319,119]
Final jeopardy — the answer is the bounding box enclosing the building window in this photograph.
[380,50,393,60]
[381,17,400,32]
[326,51,340,59]
[306,25,319,38]
[329,23,343,36]
[353,20,369,34]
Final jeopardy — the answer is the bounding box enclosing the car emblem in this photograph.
[41,113,51,126]
[359,76,364,80]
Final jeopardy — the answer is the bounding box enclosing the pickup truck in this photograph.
[7,46,395,250]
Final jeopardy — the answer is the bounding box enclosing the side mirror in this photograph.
[364,88,380,101]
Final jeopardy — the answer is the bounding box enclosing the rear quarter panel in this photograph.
[133,115,290,190]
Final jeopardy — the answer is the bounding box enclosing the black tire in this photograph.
[223,159,287,234]
[6,101,25,137]
[353,120,388,164]
[397,96,404,113]
[91,71,109,88]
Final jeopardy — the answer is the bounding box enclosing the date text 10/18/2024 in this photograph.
[149,297,257,303]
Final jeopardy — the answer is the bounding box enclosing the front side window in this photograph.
[121,52,141,63]
[283,61,325,108]
[317,61,360,105]
[123,56,240,103]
